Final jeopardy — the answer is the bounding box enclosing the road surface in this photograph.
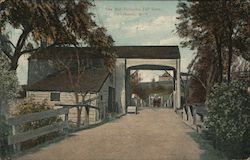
[17,108,225,160]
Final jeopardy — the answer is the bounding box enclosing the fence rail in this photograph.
[7,108,69,152]
[7,108,69,126]
[56,104,100,110]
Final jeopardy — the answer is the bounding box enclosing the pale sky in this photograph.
[15,0,194,84]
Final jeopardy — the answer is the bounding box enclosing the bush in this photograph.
[0,53,19,115]
[13,98,62,150]
[206,81,250,158]
[0,47,19,159]
[0,116,12,160]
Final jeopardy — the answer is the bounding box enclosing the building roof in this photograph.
[27,68,110,92]
[115,46,180,59]
[29,47,104,59]
[29,46,180,59]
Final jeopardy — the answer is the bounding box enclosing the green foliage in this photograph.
[0,53,19,114]
[206,81,250,158]
[14,98,62,150]
[0,115,12,160]
[0,49,18,159]
[176,1,250,84]
[0,0,114,70]
[176,1,249,58]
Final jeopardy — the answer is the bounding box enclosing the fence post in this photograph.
[11,125,20,153]
[193,105,197,125]
[103,103,106,120]
[64,109,69,136]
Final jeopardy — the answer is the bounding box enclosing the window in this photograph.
[50,92,60,101]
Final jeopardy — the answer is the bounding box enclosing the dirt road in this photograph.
[17,108,225,160]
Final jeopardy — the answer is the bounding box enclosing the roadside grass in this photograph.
[187,132,228,160]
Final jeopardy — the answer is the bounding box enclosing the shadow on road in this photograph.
[187,132,228,160]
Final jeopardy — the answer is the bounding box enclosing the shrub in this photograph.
[0,48,19,159]
[13,98,62,150]
[206,81,250,158]
[0,115,12,160]
[0,53,19,115]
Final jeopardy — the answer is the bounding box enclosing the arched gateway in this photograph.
[114,46,181,113]
[126,64,176,108]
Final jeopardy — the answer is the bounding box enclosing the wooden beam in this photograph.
[7,108,69,126]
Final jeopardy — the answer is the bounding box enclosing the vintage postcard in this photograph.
[0,1,249,160]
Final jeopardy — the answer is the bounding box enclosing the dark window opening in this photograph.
[108,87,116,113]
[50,92,60,101]
[109,73,113,83]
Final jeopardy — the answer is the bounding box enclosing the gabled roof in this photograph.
[27,68,110,92]
[29,46,180,59]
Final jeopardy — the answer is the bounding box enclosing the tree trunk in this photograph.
[227,35,233,83]
[215,36,223,83]
[84,107,89,126]
[9,49,22,71]
[224,0,233,84]
[10,56,19,71]
[76,107,82,128]
[9,29,30,71]
[74,92,82,128]
[206,56,218,97]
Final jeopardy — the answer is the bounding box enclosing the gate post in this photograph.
[176,59,181,109]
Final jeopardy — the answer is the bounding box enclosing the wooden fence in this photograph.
[56,104,101,126]
[183,103,208,132]
[55,96,103,126]
[7,108,69,152]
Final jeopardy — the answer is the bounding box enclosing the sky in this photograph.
[15,0,194,84]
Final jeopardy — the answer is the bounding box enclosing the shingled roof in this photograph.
[29,46,180,59]
[27,68,110,92]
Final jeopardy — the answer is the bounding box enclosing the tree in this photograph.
[1,0,115,127]
[52,50,91,127]
[0,0,114,70]
[176,1,224,84]
[186,46,215,104]
[48,48,115,127]
[176,0,250,84]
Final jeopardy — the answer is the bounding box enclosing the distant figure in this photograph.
[153,97,161,107]
[157,98,161,107]
[153,98,156,107]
